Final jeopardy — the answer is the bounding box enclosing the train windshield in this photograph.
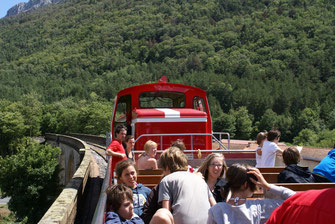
[139,91,185,108]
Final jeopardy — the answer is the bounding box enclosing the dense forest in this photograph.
[1,0,335,149]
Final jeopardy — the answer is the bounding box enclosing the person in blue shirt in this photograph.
[105,184,144,224]
[115,160,151,216]
[313,143,335,182]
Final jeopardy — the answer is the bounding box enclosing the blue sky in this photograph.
[0,0,29,18]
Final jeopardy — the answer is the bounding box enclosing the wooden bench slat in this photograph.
[257,167,285,173]
[137,175,163,184]
[138,169,163,175]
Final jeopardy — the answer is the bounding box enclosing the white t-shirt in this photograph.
[260,141,281,167]
[207,185,295,224]
[255,146,262,167]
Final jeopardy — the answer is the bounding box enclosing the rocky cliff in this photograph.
[6,0,62,17]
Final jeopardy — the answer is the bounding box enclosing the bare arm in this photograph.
[247,167,271,191]
[106,148,126,158]
[209,196,216,207]
[148,158,158,169]
[162,200,171,211]
[256,148,262,156]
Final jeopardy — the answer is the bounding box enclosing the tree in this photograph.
[213,112,236,138]
[0,138,62,223]
[231,107,253,140]
[293,129,319,146]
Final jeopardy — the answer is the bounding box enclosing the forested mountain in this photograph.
[1,0,335,146]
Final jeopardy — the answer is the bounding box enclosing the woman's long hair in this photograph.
[197,153,227,181]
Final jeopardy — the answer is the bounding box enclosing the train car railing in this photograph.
[135,132,231,151]
[91,156,112,224]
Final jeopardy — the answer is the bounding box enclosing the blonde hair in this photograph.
[159,147,188,173]
[143,140,158,154]
[197,153,227,181]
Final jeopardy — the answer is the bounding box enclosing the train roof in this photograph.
[116,81,207,98]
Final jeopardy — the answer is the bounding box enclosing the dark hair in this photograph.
[221,163,257,202]
[159,147,188,173]
[125,135,134,142]
[115,160,136,179]
[114,124,127,137]
[106,184,133,212]
[283,147,301,166]
[171,139,186,151]
[267,129,281,141]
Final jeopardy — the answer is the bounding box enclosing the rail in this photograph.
[135,132,230,151]
[91,157,112,224]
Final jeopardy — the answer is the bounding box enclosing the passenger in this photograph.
[312,143,335,182]
[266,188,335,224]
[124,135,135,162]
[260,129,283,167]
[171,139,194,172]
[207,163,295,224]
[278,147,315,183]
[255,131,267,167]
[137,140,158,170]
[106,125,128,175]
[105,184,144,224]
[197,153,228,202]
[158,147,216,224]
[115,160,151,216]
[171,139,186,151]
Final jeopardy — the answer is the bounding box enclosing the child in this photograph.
[260,129,283,167]
[137,140,158,170]
[105,184,144,224]
[278,147,314,183]
[115,160,151,216]
[207,164,295,224]
[255,131,267,167]
[158,147,216,224]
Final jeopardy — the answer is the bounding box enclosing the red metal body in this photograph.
[111,79,212,154]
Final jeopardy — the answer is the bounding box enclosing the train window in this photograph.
[115,94,131,123]
[139,91,185,108]
[193,96,206,112]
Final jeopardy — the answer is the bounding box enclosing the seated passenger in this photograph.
[105,184,144,224]
[124,135,135,162]
[312,143,335,182]
[171,139,194,172]
[278,147,315,183]
[197,153,228,202]
[158,147,216,224]
[266,188,335,224]
[137,140,158,170]
[207,164,295,224]
[115,160,151,216]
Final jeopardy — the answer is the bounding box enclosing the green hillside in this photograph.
[1,0,335,145]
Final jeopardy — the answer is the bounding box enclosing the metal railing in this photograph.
[91,157,112,224]
[135,132,231,151]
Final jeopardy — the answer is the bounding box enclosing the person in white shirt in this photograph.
[260,129,283,167]
[255,131,267,167]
